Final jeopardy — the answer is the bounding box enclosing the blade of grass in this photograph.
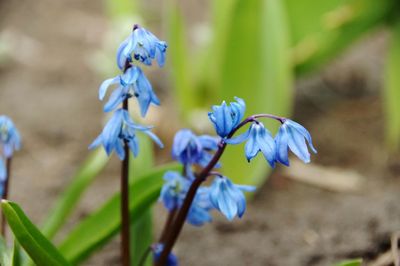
[1,201,70,266]
[41,148,109,239]
[58,163,180,265]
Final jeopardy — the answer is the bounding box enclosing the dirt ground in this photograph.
[1,1,400,266]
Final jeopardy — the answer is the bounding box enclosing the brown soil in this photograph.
[1,1,399,266]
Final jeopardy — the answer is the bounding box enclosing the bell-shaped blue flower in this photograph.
[89,109,163,160]
[275,119,317,165]
[98,66,160,117]
[209,176,255,221]
[208,97,245,138]
[152,243,178,266]
[187,187,213,226]
[117,25,167,69]
[0,116,21,158]
[171,129,219,167]
[226,122,276,167]
[0,159,5,181]
[159,171,190,211]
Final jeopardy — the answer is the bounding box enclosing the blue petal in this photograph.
[244,127,259,162]
[116,37,130,70]
[0,159,6,181]
[286,120,317,154]
[256,127,276,167]
[287,127,310,163]
[88,134,102,150]
[275,125,290,166]
[99,76,119,100]
[103,86,125,112]
[127,137,139,157]
[225,128,250,145]
[198,135,219,150]
[115,139,126,160]
[144,130,164,148]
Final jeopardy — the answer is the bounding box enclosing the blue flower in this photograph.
[226,122,276,167]
[159,171,190,211]
[152,243,178,266]
[0,116,21,158]
[275,119,317,165]
[89,109,163,160]
[208,97,245,138]
[98,66,160,117]
[209,176,255,221]
[187,187,213,226]
[117,25,167,69]
[0,159,5,182]
[171,129,219,167]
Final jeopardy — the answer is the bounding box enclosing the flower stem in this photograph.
[156,113,284,265]
[1,158,12,237]
[121,98,131,266]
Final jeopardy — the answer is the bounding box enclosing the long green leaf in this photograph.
[41,148,109,239]
[286,0,393,74]
[1,201,70,266]
[0,236,11,266]
[384,20,400,150]
[219,0,293,187]
[167,1,197,118]
[333,258,362,266]
[130,135,154,266]
[11,242,21,266]
[58,164,180,264]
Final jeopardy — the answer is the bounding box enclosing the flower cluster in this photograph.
[210,98,317,166]
[90,25,167,158]
[0,116,21,195]
[156,97,316,265]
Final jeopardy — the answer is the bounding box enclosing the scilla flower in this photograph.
[99,66,160,117]
[187,187,213,226]
[117,25,167,69]
[89,109,163,160]
[226,122,276,167]
[208,97,245,138]
[152,244,178,266]
[275,119,317,165]
[159,171,190,211]
[0,116,21,158]
[209,176,255,221]
[172,129,219,167]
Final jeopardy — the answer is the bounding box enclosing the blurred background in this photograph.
[0,0,400,265]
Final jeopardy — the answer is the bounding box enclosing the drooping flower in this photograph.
[208,97,246,138]
[275,119,317,165]
[89,109,163,160]
[159,171,190,211]
[0,116,21,158]
[98,66,160,117]
[117,25,167,69]
[209,176,255,221]
[171,129,219,167]
[226,122,276,167]
[187,187,213,226]
[152,243,178,266]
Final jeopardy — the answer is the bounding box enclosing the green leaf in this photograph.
[130,135,154,266]
[41,148,109,239]
[1,201,70,266]
[0,236,11,266]
[384,20,400,150]
[167,1,197,118]
[219,0,293,187]
[58,163,180,264]
[286,0,393,73]
[333,258,362,266]
[11,242,21,266]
